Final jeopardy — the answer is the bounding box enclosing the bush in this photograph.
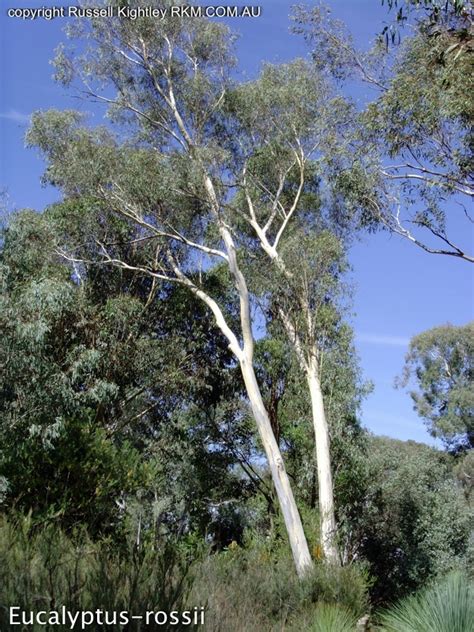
[190,545,300,631]
[300,561,369,618]
[358,437,471,602]
[0,417,149,537]
[0,516,197,631]
[0,516,370,632]
[379,571,474,632]
[190,537,369,632]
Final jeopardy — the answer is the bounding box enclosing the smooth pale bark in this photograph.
[201,174,313,577]
[278,306,339,563]
[240,355,313,577]
[307,356,339,564]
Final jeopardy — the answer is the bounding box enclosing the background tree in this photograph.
[0,205,253,541]
[398,322,474,451]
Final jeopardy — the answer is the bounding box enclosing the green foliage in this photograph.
[303,603,358,632]
[2,3,472,621]
[190,539,368,631]
[454,448,474,503]
[301,563,370,618]
[379,571,474,632]
[370,30,473,156]
[292,4,386,83]
[399,323,474,450]
[0,207,250,540]
[363,8,473,259]
[2,416,148,534]
[381,1,473,46]
[0,211,158,531]
[358,437,472,603]
[0,516,370,632]
[294,1,473,261]
[0,517,196,631]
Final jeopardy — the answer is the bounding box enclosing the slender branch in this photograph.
[84,87,187,151]
[368,197,474,263]
[167,250,244,359]
[381,169,474,197]
[273,152,305,250]
[57,247,180,283]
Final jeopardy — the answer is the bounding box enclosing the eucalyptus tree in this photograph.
[223,61,363,562]
[27,2,316,575]
[254,311,370,566]
[28,0,365,568]
[398,322,474,451]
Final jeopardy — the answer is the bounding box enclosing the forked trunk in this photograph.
[307,357,339,564]
[240,356,313,578]
[198,174,313,578]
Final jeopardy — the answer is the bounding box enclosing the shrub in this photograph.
[300,561,370,618]
[358,437,471,603]
[0,516,370,632]
[190,537,369,632]
[0,516,196,631]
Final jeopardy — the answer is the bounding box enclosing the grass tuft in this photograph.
[379,571,473,632]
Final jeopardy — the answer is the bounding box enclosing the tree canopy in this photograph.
[293,1,474,262]
[399,322,474,450]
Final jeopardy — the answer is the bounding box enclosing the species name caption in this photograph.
[7,5,262,20]
[9,606,206,628]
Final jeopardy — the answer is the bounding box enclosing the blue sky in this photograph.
[1,1,473,446]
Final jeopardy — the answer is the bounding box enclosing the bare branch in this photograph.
[369,198,474,263]
[273,152,305,251]
[381,169,474,197]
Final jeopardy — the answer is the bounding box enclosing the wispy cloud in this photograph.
[0,109,31,125]
[363,410,420,428]
[356,333,410,347]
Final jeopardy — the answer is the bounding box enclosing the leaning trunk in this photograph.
[199,171,313,577]
[240,355,313,578]
[307,356,339,564]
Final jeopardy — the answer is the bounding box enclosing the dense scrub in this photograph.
[0,518,369,631]
[1,517,472,631]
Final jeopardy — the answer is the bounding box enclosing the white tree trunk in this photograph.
[198,172,313,578]
[307,356,339,564]
[240,355,313,578]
